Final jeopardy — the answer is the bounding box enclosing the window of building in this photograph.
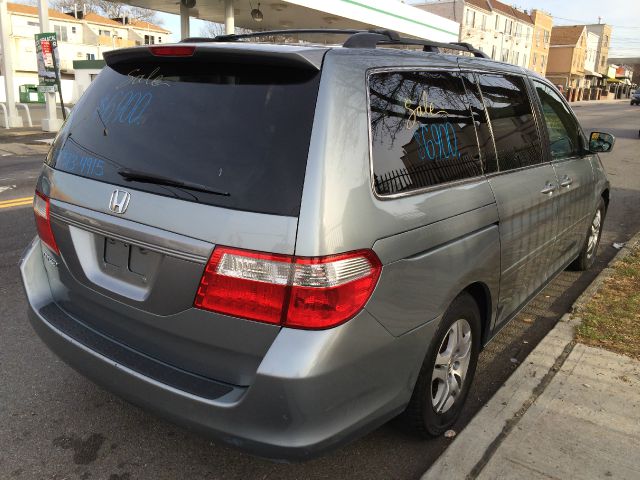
[27,21,39,27]
[604,35,608,46]
[491,45,497,60]
[600,56,605,67]
[368,71,483,195]
[533,81,582,159]
[86,53,95,60]
[514,51,520,65]
[495,15,500,30]
[533,52,537,66]
[544,30,550,44]
[481,14,486,31]
[475,74,543,171]
[144,35,155,45]
[53,24,68,42]
[523,54,527,67]
[157,37,162,43]
[502,48,510,62]
[541,54,545,67]
[71,26,76,34]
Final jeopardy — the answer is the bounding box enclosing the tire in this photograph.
[569,198,606,271]
[402,292,481,437]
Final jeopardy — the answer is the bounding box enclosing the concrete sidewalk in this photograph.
[0,127,54,156]
[423,235,640,480]
[571,98,631,107]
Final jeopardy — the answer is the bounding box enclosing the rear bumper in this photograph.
[20,237,437,460]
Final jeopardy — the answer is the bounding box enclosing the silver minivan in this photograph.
[20,30,613,460]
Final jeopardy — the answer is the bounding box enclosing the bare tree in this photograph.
[199,21,225,38]
[51,0,161,24]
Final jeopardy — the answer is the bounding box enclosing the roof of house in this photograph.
[7,2,80,22]
[465,0,492,13]
[550,25,586,46]
[127,19,170,34]
[465,0,533,24]
[7,3,168,34]
[82,13,124,28]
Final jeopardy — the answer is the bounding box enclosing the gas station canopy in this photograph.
[115,0,460,43]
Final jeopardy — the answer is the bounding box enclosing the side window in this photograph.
[533,81,583,159]
[461,73,498,174]
[369,71,483,196]
[476,74,544,171]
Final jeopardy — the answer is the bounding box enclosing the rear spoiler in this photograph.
[103,44,326,71]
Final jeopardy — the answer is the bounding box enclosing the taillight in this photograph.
[194,247,382,329]
[33,191,59,254]
[148,46,195,57]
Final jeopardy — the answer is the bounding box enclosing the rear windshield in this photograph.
[47,59,321,216]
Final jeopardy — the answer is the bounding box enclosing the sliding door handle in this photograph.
[560,176,573,188]
[540,182,557,195]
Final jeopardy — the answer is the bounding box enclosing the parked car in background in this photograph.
[21,30,613,461]
[631,90,640,105]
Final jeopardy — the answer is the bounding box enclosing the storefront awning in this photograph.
[584,70,602,78]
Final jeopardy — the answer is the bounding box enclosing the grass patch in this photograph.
[576,246,640,360]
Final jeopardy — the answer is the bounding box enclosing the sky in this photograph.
[158,0,639,58]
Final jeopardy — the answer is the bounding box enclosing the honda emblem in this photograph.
[108,189,131,214]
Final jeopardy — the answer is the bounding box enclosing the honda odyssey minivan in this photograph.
[20,30,613,460]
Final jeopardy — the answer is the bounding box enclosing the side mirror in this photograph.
[589,132,615,153]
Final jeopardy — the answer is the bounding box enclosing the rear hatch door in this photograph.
[42,44,323,386]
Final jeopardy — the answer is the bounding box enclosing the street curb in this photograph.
[422,229,640,480]
[572,230,640,314]
[421,313,579,480]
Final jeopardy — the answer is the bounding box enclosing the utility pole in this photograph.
[38,0,63,132]
[0,0,24,127]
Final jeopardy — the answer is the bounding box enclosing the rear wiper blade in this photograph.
[117,169,230,197]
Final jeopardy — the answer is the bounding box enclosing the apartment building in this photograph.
[546,25,587,98]
[528,9,552,75]
[0,2,169,99]
[586,23,612,76]
[417,0,548,69]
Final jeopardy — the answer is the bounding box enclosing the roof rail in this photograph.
[181,28,489,59]
[343,30,489,58]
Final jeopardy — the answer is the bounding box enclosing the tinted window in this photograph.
[476,74,543,171]
[533,81,583,159]
[47,61,320,216]
[461,73,498,174]
[369,71,482,195]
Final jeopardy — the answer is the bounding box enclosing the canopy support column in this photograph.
[0,0,24,128]
[180,2,190,40]
[224,0,234,35]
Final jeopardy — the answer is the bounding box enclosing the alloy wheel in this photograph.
[586,209,602,259]
[431,318,472,414]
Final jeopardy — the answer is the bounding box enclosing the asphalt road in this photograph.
[1,101,639,480]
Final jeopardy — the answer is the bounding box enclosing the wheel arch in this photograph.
[601,188,610,211]
[461,281,493,347]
